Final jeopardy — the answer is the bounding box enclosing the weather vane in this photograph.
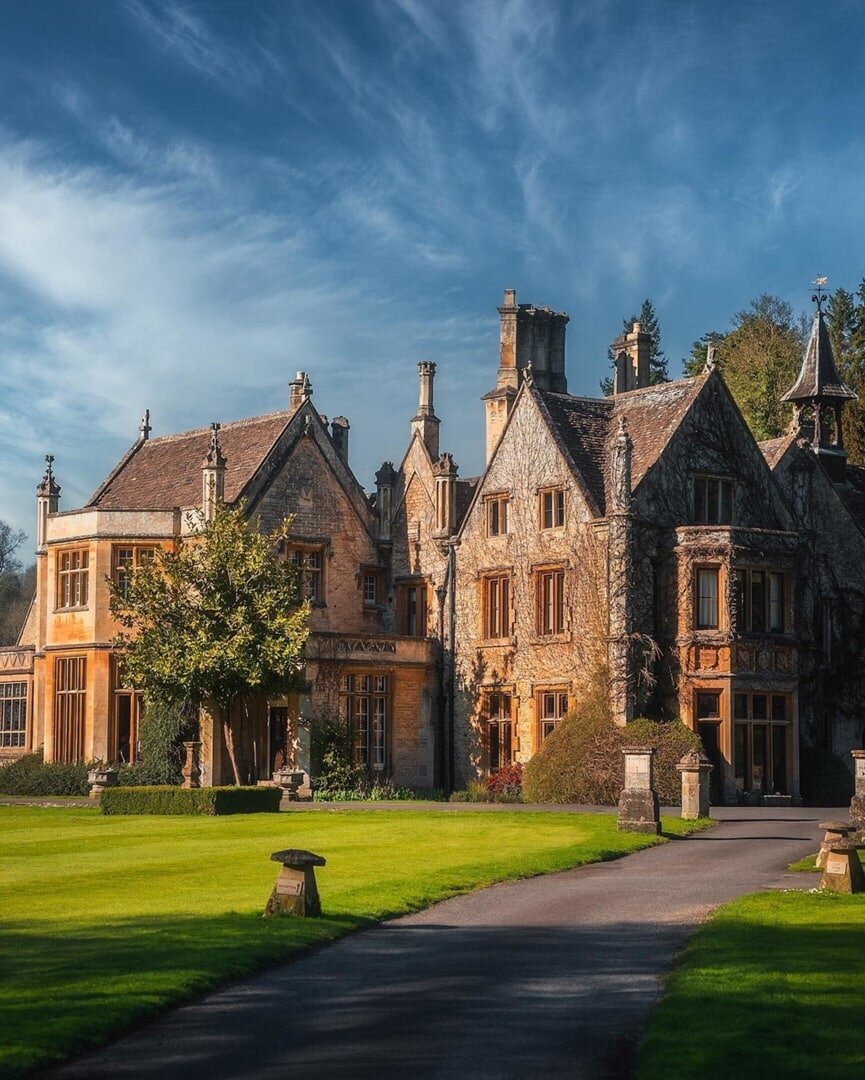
[812,275,828,312]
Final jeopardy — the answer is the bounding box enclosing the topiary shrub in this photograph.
[0,752,91,796]
[100,785,281,815]
[800,746,855,806]
[523,675,701,805]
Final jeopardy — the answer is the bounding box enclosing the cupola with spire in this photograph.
[781,277,857,484]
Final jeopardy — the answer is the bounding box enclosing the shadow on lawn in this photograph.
[0,911,364,1076]
[640,904,865,1080]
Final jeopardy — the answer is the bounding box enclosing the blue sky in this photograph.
[2,0,865,548]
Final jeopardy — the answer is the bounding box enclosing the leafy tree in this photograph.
[601,298,668,394]
[827,280,865,464]
[699,295,805,441]
[111,504,310,785]
[0,563,36,645]
[0,519,24,576]
[0,521,32,646]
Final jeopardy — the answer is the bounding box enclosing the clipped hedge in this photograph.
[523,678,702,805]
[100,785,282,816]
[0,752,91,796]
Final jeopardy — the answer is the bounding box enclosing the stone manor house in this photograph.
[3,289,865,804]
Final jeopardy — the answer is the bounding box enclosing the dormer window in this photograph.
[693,475,734,525]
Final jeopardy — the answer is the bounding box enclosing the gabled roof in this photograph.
[536,392,612,515]
[89,411,291,510]
[456,476,480,525]
[758,433,798,470]
[781,310,856,403]
[537,374,707,515]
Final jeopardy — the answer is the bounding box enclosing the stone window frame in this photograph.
[694,564,721,630]
[538,486,566,531]
[55,547,90,611]
[341,671,391,774]
[484,492,510,537]
[0,681,27,749]
[110,656,143,765]
[732,690,792,797]
[693,474,735,525]
[53,655,87,763]
[395,578,429,637]
[482,686,516,772]
[480,570,512,641]
[733,567,789,635]
[112,544,158,602]
[534,564,566,637]
[285,541,327,606]
[359,565,384,608]
[535,685,568,749]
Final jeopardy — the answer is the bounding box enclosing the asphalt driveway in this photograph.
[45,807,827,1080]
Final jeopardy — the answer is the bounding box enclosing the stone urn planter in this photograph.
[181,740,202,789]
[87,767,119,800]
[273,766,306,801]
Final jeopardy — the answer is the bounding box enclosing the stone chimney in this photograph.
[36,454,60,552]
[485,289,569,462]
[375,461,397,543]
[411,361,440,459]
[611,322,651,393]
[289,371,312,417]
[433,453,458,537]
[331,416,350,462]
[202,422,226,521]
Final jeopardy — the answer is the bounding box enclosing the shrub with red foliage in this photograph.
[487,762,523,799]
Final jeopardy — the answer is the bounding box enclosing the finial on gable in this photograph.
[203,421,226,469]
[302,373,312,401]
[37,453,60,498]
[704,342,719,373]
[139,409,151,441]
[812,275,828,313]
[611,416,633,511]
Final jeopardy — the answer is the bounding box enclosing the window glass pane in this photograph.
[769,573,784,632]
[771,695,786,722]
[720,481,733,524]
[752,694,768,721]
[750,571,766,632]
[706,478,719,524]
[772,726,788,795]
[696,692,721,719]
[734,724,747,792]
[697,569,719,628]
[734,693,749,720]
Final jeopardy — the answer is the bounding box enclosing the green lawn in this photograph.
[639,890,865,1080]
[0,806,703,1076]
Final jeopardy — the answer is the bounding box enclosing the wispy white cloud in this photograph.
[125,0,280,91]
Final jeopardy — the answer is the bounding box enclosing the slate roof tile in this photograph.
[89,411,292,510]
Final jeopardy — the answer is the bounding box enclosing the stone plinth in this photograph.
[816,821,857,870]
[851,751,865,830]
[181,740,202,790]
[618,748,660,835]
[820,840,865,895]
[87,767,118,800]
[676,749,712,819]
[264,849,326,917]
